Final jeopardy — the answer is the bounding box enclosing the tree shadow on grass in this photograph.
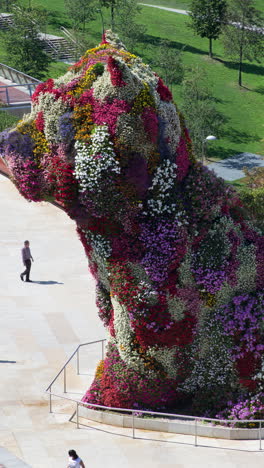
[215,58,264,77]
[47,11,71,31]
[207,146,238,161]
[141,34,208,57]
[254,85,264,95]
[222,128,261,145]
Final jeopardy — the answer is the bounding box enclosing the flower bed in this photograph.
[1,30,263,418]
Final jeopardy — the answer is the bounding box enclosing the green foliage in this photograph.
[238,166,264,232]
[100,0,119,29]
[153,39,185,88]
[64,0,96,31]
[0,0,18,11]
[189,0,227,57]
[239,186,264,232]
[114,0,146,51]
[0,110,18,132]
[181,67,226,160]
[3,5,51,79]
[222,0,264,86]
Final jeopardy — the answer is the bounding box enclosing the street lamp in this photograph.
[202,135,217,164]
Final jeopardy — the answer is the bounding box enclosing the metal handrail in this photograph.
[45,339,106,393]
[60,26,78,45]
[0,63,41,85]
[46,391,264,449]
[45,339,263,449]
[0,83,38,106]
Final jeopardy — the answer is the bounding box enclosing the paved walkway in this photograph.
[1,174,264,468]
[0,80,32,106]
[0,447,31,468]
[208,153,264,181]
[139,4,188,14]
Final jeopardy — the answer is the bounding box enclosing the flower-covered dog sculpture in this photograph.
[2,32,263,416]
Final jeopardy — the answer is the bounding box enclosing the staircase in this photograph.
[39,33,76,62]
[0,13,13,29]
[0,12,76,62]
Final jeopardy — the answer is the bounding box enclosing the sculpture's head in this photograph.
[1,30,193,226]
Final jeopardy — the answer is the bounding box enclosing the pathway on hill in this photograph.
[139,4,189,14]
[208,153,264,181]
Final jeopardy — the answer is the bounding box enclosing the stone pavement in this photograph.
[208,153,264,181]
[0,447,31,468]
[0,173,264,468]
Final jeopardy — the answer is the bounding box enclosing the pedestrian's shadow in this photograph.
[31,280,64,285]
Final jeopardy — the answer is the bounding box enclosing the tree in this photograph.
[0,0,18,12]
[239,167,264,233]
[3,6,50,80]
[181,67,226,161]
[64,0,96,32]
[100,0,120,30]
[189,0,227,58]
[154,39,185,90]
[222,0,264,87]
[114,0,146,52]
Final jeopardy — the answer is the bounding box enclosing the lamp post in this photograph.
[202,135,217,164]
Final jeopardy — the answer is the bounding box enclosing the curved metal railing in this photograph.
[45,339,264,450]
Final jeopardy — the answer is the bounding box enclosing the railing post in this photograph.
[132,411,135,439]
[64,367,67,393]
[260,421,262,451]
[5,87,10,106]
[49,390,52,413]
[194,419,198,447]
[102,340,104,360]
[76,402,79,429]
[77,347,80,375]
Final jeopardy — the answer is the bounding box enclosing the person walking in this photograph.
[67,450,85,468]
[20,240,34,282]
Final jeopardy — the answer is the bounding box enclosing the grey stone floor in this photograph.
[1,174,264,468]
[0,447,31,468]
[208,153,264,181]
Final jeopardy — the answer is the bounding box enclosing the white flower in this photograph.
[74,125,120,193]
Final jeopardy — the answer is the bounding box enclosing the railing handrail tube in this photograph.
[0,63,41,84]
[45,338,106,391]
[60,26,78,45]
[45,390,264,425]
[0,83,38,88]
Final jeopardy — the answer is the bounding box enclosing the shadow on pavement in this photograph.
[0,360,16,363]
[31,280,64,285]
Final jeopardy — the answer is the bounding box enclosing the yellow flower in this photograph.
[95,360,105,380]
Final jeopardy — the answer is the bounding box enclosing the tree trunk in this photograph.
[238,44,243,87]
[111,4,114,30]
[209,38,212,58]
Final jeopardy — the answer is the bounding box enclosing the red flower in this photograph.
[157,77,172,102]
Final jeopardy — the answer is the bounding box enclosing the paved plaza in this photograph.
[0,173,263,468]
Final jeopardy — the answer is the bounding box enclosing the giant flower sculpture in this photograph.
[1,31,263,417]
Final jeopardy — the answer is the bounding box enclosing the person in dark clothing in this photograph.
[20,240,34,282]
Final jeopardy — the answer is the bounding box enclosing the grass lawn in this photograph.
[136,7,264,159]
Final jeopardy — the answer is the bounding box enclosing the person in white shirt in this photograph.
[67,449,85,468]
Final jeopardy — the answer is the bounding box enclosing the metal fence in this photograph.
[0,83,38,106]
[45,339,264,451]
[0,63,41,85]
